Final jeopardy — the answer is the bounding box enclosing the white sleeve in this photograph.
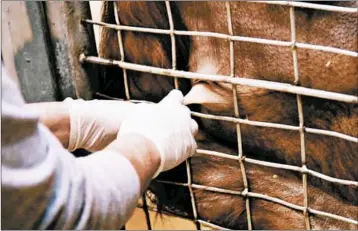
[1,64,141,229]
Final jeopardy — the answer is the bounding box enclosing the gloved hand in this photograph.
[118,90,198,178]
[64,98,137,152]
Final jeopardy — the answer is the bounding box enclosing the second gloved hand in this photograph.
[118,90,198,178]
[64,98,137,152]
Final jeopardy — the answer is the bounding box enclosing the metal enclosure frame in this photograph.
[82,1,358,230]
[2,1,357,230]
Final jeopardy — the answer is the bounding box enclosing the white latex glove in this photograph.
[64,98,137,152]
[118,90,198,178]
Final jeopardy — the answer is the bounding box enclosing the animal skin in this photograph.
[99,1,358,229]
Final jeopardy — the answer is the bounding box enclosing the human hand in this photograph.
[64,98,137,152]
[118,90,198,178]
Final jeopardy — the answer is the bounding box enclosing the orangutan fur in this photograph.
[150,131,358,229]
[99,1,358,229]
[98,1,191,102]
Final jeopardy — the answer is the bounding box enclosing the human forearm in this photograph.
[25,102,70,148]
[28,101,163,191]
[104,133,161,194]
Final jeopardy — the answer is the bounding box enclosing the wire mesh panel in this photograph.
[82,1,358,230]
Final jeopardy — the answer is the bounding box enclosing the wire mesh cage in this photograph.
[79,1,358,230]
[4,1,356,230]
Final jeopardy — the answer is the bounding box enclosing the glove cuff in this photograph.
[135,132,166,179]
[117,128,166,179]
[63,97,85,151]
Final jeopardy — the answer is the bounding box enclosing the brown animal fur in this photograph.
[98,2,191,102]
[150,132,358,229]
[99,1,358,229]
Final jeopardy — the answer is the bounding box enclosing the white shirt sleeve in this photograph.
[1,64,141,229]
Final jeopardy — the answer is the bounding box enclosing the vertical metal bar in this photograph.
[226,2,253,230]
[113,3,130,100]
[166,1,200,229]
[113,2,140,229]
[289,7,311,230]
[186,161,201,230]
[141,194,152,230]
[165,1,179,89]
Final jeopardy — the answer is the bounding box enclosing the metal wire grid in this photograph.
[81,1,358,230]
[226,2,252,229]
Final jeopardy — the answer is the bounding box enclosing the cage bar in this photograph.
[156,179,358,225]
[156,180,243,196]
[191,112,358,143]
[165,1,200,229]
[79,1,358,228]
[113,3,130,100]
[186,160,201,230]
[250,1,358,13]
[83,96,358,144]
[226,2,253,229]
[83,19,358,57]
[80,55,358,104]
[113,2,150,229]
[141,194,152,230]
[197,219,231,230]
[165,1,179,89]
[289,6,311,229]
[197,148,358,187]
[81,94,358,143]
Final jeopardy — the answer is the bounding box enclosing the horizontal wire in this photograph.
[156,180,243,196]
[196,149,358,187]
[304,127,358,143]
[244,157,302,172]
[197,219,231,230]
[81,55,358,104]
[87,3,357,225]
[96,92,358,143]
[138,198,358,229]
[82,19,358,57]
[247,192,358,225]
[196,149,239,161]
[154,180,358,225]
[191,111,300,131]
[136,202,233,230]
[306,169,358,187]
[308,208,358,225]
[250,1,358,13]
[191,112,358,143]
[95,92,357,143]
[94,91,358,187]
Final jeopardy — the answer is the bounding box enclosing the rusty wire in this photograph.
[83,1,358,230]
